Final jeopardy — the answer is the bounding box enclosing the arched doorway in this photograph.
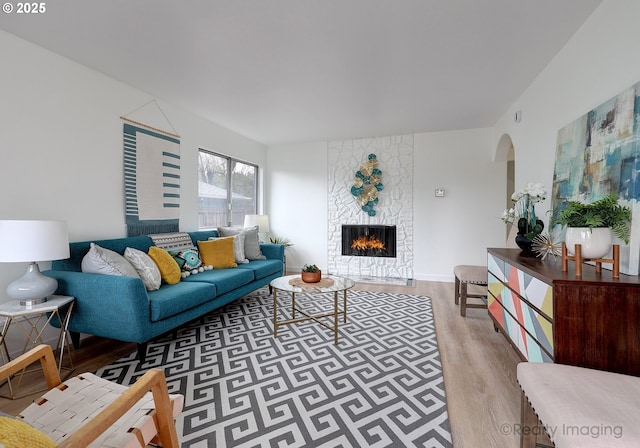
[495,134,515,242]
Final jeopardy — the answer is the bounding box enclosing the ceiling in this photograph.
[0,0,602,146]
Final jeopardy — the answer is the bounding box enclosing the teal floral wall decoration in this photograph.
[350,153,384,216]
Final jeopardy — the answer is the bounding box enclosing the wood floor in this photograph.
[0,280,523,447]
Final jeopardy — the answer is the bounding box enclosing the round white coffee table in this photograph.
[269,274,355,344]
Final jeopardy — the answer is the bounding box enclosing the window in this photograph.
[198,150,258,229]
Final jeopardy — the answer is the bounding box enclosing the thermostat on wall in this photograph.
[435,188,445,197]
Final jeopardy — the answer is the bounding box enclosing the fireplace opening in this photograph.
[341,225,397,258]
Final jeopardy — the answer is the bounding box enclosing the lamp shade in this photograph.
[0,220,70,262]
[243,215,270,233]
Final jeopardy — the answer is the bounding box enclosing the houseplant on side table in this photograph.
[301,264,321,283]
[552,193,632,258]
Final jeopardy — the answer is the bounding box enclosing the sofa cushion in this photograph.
[148,246,181,285]
[188,230,219,244]
[197,238,238,269]
[182,267,254,295]
[148,282,216,321]
[237,259,283,280]
[124,247,161,291]
[81,243,140,278]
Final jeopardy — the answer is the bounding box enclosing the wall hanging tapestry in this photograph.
[552,81,640,274]
[123,121,181,236]
[350,153,384,216]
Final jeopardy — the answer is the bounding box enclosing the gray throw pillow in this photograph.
[218,226,266,260]
[82,243,140,278]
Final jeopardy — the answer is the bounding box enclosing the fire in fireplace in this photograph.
[342,224,397,257]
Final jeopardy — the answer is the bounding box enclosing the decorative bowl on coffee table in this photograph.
[301,270,321,283]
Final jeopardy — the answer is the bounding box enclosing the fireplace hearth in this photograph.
[341,224,397,258]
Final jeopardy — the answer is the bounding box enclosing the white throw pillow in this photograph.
[81,243,140,278]
[218,226,266,260]
[124,247,162,290]
[234,234,249,263]
[211,234,249,264]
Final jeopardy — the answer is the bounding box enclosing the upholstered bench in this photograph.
[517,362,640,447]
[453,265,487,316]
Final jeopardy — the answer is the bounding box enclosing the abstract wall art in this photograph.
[552,82,640,274]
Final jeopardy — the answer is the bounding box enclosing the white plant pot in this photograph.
[565,227,612,259]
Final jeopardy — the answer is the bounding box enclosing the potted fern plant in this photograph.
[301,264,321,283]
[552,193,631,258]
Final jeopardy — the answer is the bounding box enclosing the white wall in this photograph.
[0,29,266,276]
[267,128,506,281]
[266,141,328,271]
[414,128,506,279]
[493,1,640,222]
[0,31,267,352]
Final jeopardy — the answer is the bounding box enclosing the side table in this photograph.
[0,295,75,399]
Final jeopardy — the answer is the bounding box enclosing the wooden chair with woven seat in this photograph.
[0,344,183,447]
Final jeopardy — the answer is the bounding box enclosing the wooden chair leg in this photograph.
[71,331,81,349]
[460,283,467,317]
[454,276,460,305]
[137,342,148,364]
[520,391,538,448]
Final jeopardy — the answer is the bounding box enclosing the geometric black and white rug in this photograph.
[96,288,453,447]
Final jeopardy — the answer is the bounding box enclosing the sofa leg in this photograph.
[137,343,148,364]
[269,285,273,295]
[70,331,81,349]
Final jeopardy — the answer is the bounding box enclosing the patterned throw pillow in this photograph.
[148,246,181,284]
[169,247,209,278]
[124,247,161,291]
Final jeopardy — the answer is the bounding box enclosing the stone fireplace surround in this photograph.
[327,135,414,281]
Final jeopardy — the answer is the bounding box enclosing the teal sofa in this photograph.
[46,230,284,363]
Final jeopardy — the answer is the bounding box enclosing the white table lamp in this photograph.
[243,215,270,242]
[0,220,70,307]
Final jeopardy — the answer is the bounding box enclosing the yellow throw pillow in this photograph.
[197,238,238,269]
[148,246,181,284]
[0,416,56,448]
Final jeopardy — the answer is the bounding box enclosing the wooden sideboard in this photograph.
[487,248,640,376]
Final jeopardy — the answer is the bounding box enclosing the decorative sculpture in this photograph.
[350,154,384,216]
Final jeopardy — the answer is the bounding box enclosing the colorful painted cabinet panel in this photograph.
[506,264,553,320]
[487,252,554,363]
[487,253,506,282]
